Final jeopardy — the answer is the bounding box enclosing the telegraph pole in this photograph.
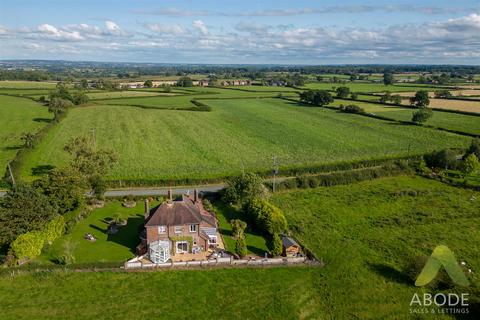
[272,155,279,193]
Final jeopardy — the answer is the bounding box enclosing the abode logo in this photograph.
[409,245,470,315]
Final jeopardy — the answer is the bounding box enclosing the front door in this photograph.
[176,241,188,254]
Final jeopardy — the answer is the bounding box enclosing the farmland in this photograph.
[19,98,470,183]
[302,82,442,93]
[1,176,478,319]
[0,80,57,89]
[330,99,480,135]
[0,95,52,177]
[271,175,480,318]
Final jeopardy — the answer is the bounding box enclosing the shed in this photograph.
[282,235,300,257]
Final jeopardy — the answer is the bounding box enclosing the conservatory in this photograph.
[149,240,171,264]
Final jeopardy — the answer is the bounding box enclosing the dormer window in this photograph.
[189,224,197,233]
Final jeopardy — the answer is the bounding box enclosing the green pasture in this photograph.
[19,98,469,182]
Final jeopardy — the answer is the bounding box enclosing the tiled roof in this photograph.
[145,195,216,227]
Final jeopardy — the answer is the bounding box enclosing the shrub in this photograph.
[43,215,65,245]
[230,219,247,239]
[270,233,283,256]
[424,149,458,170]
[340,104,365,114]
[462,153,479,175]
[244,198,287,236]
[412,108,433,124]
[235,236,247,257]
[10,231,45,260]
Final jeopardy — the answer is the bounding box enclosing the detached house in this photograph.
[142,190,219,264]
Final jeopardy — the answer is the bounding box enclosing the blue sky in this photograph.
[0,0,479,64]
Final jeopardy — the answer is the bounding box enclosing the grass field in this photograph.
[0,80,58,89]
[19,98,470,182]
[270,175,479,318]
[330,99,480,135]
[86,91,178,100]
[1,176,478,319]
[0,88,52,97]
[0,95,52,176]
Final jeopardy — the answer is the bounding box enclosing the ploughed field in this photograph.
[1,176,478,319]
[19,98,470,182]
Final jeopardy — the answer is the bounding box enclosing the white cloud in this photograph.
[144,23,186,35]
[37,24,84,41]
[193,20,208,35]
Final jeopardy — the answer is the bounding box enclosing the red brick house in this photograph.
[142,190,218,263]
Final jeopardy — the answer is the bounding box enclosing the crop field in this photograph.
[1,176,478,319]
[271,175,480,318]
[0,95,52,175]
[20,98,470,182]
[392,90,480,98]
[331,99,480,135]
[224,85,301,92]
[302,82,442,93]
[0,80,58,89]
[428,98,480,113]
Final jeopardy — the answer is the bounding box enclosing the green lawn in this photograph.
[330,99,480,135]
[39,201,153,264]
[214,202,269,256]
[20,98,470,182]
[0,95,52,179]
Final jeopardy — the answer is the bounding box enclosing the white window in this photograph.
[158,226,166,234]
[174,226,183,234]
[189,224,197,233]
[208,236,217,244]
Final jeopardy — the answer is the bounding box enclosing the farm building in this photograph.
[141,190,219,264]
[282,235,301,257]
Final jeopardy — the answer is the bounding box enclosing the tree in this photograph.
[144,80,153,88]
[230,219,247,239]
[80,79,89,89]
[335,86,350,98]
[462,154,479,176]
[163,85,172,93]
[412,108,433,124]
[379,91,392,104]
[177,76,193,87]
[223,173,266,206]
[410,91,430,108]
[350,92,358,100]
[33,167,86,214]
[72,91,90,105]
[465,138,480,159]
[434,90,452,99]
[90,175,107,199]
[299,90,333,107]
[64,135,118,178]
[0,184,57,250]
[235,236,248,257]
[424,149,458,170]
[20,133,36,148]
[383,72,394,85]
[391,94,402,105]
[270,233,283,256]
[48,98,72,121]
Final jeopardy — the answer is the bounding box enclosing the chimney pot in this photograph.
[194,189,198,202]
[144,199,150,219]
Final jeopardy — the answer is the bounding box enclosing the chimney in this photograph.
[194,189,198,202]
[144,198,150,219]
[167,188,172,202]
